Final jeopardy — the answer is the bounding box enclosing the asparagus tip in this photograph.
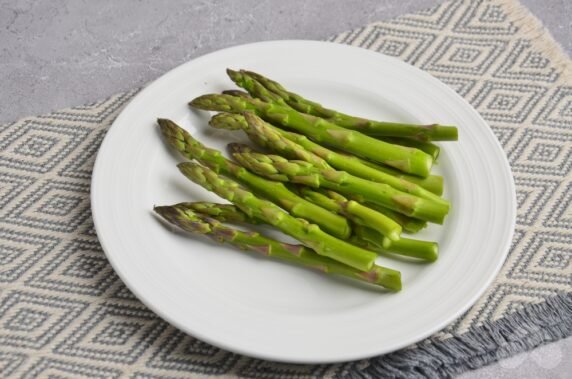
[153,205,178,223]
[227,142,251,155]
[226,68,241,81]
[156,118,170,126]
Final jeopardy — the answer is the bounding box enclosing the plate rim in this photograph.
[91,39,517,363]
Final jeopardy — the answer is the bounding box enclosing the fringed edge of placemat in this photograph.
[345,292,572,378]
[502,0,572,81]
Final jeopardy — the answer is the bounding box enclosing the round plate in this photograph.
[92,40,516,363]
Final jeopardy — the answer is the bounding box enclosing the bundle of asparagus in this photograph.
[155,69,458,292]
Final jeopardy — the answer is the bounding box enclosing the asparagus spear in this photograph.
[381,137,440,161]
[222,81,441,162]
[177,162,380,272]
[190,95,433,177]
[226,70,287,105]
[363,203,427,234]
[353,225,438,262]
[231,148,448,224]
[155,204,401,290]
[231,69,458,142]
[221,90,253,99]
[212,112,329,170]
[157,118,351,239]
[297,187,402,241]
[246,112,449,207]
[173,201,263,224]
[176,201,432,263]
[307,189,428,234]
[241,113,331,170]
[211,112,445,195]
[211,112,448,206]
[209,112,248,131]
[361,159,444,196]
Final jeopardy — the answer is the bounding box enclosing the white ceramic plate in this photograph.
[92,41,516,363]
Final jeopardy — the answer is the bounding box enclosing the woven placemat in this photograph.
[1,0,571,377]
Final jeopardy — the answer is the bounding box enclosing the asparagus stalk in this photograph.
[226,70,287,105]
[297,187,402,241]
[231,69,458,142]
[246,112,449,207]
[381,137,440,161]
[298,188,428,239]
[245,113,332,170]
[363,203,428,234]
[178,201,432,263]
[157,118,351,239]
[361,159,444,196]
[221,90,253,99]
[211,112,447,205]
[190,94,434,177]
[230,147,449,224]
[155,204,401,290]
[177,162,380,272]
[212,112,329,170]
[180,199,430,262]
[210,112,445,195]
[209,112,248,131]
[383,235,438,262]
[353,225,438,262]
[173,201,263,224]
[177,202,422,239]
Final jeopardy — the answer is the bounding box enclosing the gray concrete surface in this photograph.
[1,0,570,377]
[2,0,571,124]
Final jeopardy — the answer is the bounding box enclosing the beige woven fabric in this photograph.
[1,0,570,377]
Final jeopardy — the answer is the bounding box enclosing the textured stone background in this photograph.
[1,0,571,124]
[1,0,571,377]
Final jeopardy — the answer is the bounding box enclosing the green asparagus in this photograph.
[230,147,449,224]
[297,187,402,241]
[173,201,263,224]
[381,137,440,161]
[246,112,448,207]
[226,69,287,105]
[361,159,444,196]
[178,201,432,263]
[155,204,401,290]
[178,162,380,272]
[211,112,447,205]
[231,69,458,142]
[157,118,351,238]
[363,203,428,234]
[221,90,253,99]
[190,94,434,177]
[353,225,438,262]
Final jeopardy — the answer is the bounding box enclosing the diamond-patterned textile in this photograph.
[1,0,571,377]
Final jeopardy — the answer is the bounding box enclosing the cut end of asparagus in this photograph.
[411,150,434,178]
[369,267,402,291]
[430,176,445,196]
[383,237,439,262]
[429,125,458,141]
